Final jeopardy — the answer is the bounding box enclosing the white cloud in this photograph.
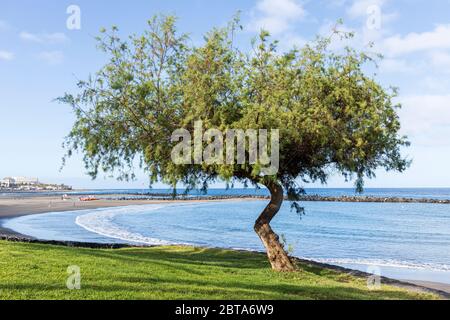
[430,51,450,71]
[0,50,14,61]
[281,33,307,48]
[398,94,450,146]
[37,51,64,65]
[347,0,387,19]
[421,76,450,94]
[382,24,450,57]
[350,0,398,45]
[272,33,308,53]
[379,58,414,73]
[247,0,305,34]
[326,0,348,8]
[19,31,41,42]
[20,31,68,44]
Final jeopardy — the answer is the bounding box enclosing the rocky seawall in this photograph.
[107,194,450,204]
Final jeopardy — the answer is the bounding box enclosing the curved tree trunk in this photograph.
[254,181,295,272]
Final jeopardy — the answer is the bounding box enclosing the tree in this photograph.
[59,15,409,272]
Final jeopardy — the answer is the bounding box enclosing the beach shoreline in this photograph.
[0,194,259,218]
[1,195,449,298]
[0,195,265,240]
[0,195,255,235]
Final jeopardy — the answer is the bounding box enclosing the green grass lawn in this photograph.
[0,240,437,300]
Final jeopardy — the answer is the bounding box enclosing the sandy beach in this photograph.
[0,195,172,219]
[0,194,260,218]
[0,195,168,236]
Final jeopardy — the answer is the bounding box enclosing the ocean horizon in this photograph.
[3,187,450,200]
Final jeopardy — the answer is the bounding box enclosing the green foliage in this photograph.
[59,15,409,194]
[0,241,435,300]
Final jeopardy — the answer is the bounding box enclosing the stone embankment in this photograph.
[109,194,450,204]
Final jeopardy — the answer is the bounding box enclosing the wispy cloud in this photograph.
[382,24,450,57]
[37,51,64,65]
[378,58,415,73]
[20,31,69,44]
[247,0,305,35]
[347,0,387,19]
[398,94,450,146]
[430,51,450,72]
[328,0,397,23]
[0,50,14,61]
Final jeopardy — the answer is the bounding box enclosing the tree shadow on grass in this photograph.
[115,274,429,300]
[74,246,270,271]
[0,278,425,300]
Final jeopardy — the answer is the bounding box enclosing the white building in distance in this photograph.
[0,176,39,187]
[12,176,39,185]
[0,177,15,188]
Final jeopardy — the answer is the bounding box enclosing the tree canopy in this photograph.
[59,15,410,271]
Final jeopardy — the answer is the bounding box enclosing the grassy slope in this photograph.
[0,241,436,300]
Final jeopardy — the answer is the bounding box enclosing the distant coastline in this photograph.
[3,188,450,204]
[0,176,72,192]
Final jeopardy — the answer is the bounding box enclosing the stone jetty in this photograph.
[106,194,450,204]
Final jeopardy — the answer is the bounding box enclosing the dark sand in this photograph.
[1,195,449,297]
[0,196,169,219]
[403,280,450,295]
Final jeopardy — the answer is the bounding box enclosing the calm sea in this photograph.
[3,187,450,199]
[2,188,450,284]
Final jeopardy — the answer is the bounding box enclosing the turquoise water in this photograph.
[3,199,450,284]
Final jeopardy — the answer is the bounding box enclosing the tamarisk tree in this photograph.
[59,16,409,272]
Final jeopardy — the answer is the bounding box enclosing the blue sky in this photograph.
[1,0,450,189]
